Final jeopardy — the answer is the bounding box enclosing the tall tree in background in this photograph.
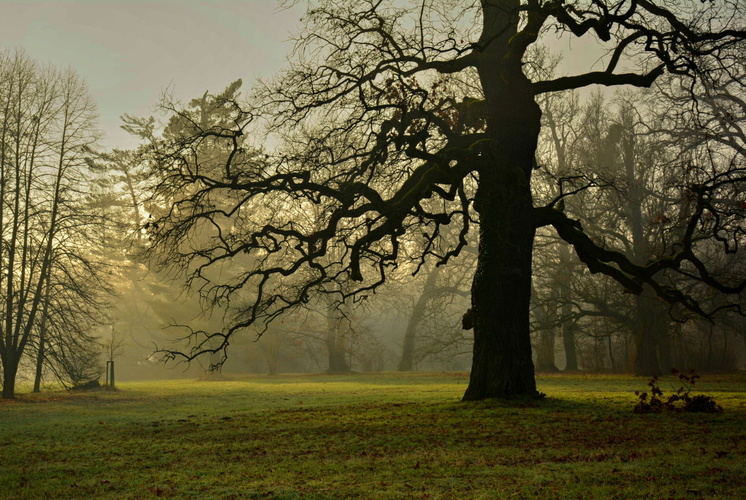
[145,1,746,399]
[532,53,584,373]
[0,49,107,398]
[533,76,746,375]
[397,251,473,372]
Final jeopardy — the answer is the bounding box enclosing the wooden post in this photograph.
[106,360,115,390]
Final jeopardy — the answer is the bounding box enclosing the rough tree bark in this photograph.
[463,0,543,399]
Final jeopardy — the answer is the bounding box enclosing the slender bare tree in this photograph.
[0,49,108,398]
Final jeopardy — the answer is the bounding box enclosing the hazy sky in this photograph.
[0,0,302,149]
[0,1,607,150]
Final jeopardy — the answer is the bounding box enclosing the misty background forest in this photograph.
[1,0,746,402]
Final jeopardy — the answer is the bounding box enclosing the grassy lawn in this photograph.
[1,371,744,499]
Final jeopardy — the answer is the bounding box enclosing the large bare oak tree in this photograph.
[146,1,746,399]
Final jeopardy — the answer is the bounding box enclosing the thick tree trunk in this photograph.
[632,285,669,376]
[2,351,19,399]
[463,167,540,399]
[561,317,579,371]
[463,92,541,395]
[462,1,543,400]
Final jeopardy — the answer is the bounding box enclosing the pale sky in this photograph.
[0,1,608,151]
[0,0,302,149]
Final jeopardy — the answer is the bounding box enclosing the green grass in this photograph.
[1,371,745,499]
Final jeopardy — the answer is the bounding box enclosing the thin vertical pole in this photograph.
[106,360,115,389]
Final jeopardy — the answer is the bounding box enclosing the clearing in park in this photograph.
[1,371,744,499]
